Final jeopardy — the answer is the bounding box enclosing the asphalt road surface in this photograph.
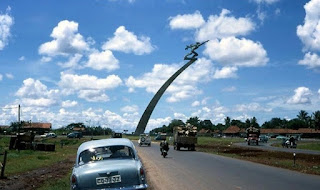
[135,142,320,190]
[235,142,320,155]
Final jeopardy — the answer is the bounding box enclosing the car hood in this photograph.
[73,159,141,189]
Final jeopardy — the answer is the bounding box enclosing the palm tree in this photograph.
[297,110,308,121]
[313,111,320,130]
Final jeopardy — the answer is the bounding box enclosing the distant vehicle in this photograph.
[138,134,151,146]
[71,138,148,190]
[154,133,166,141]
[112,132,123,138]
[173,123,197,151]
[246,126,260,146]
[259,135,268,143]
[276,135,287,140]
[68,132,83,138]
[40,132,57,138]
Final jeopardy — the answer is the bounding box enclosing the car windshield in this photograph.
[78,145,135,165]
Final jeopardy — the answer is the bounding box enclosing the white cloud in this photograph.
[252,0,279,4]
[85,50,119,71]
[61,100,78,108]
[5,73,13,79]
[298,52,320,69]
[169,11,205,30]
[126,58,213,102]
[173,113,187,121]
[318,89,320,96]
[287,87,312,104]
[41,56,52,63]
[19,56,25,61]
[0,7,14,51]
[109,0,135,3]
[297,0,320,52]
[58,53,83,69]
[121,105,139,113]
[78,90,109,102]
[0,74,2,81]
[102,26,155,55]
[59,72,122,92]
[39,20,89,56]
[16,78,59,99]
[213,67,238,79]
[146,117,172,132]
[204,37,268,67]
[222,86,236,92]
[15,78,59,107]
[234,103,272,112]
[196,9,255,41]
[191,101,200,107]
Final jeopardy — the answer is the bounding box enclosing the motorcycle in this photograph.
[161,149,168,158]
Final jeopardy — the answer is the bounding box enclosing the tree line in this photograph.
[150,110,320,135]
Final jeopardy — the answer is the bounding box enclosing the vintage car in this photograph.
[71,138,148,190]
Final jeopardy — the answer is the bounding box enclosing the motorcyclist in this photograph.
[160,140,169,155]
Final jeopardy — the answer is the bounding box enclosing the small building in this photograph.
[198,129,212,136]
[223,126,241,137]
[22,122,52,134]
[260,128,320,138]
[0,125,10,134]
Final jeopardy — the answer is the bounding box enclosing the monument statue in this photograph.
[184,40,209,60]
[135,41,209,134]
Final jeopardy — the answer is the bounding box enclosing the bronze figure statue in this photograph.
[184,40,209,60]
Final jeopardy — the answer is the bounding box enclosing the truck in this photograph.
[173,123,197,151]
[246,126,260,146]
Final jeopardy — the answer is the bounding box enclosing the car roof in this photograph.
[77,138,134,154]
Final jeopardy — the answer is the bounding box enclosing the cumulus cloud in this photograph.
[78,90,109,102]
[0,74,2,81]
[59,72,122,92]
[121,105,139,113]
[126,58,213,102]
[39,20,89,56]
[191,101,200,107]
[298,52,320,69]
[85,50,119,71]
[196,9,255,41]
[15,78,59,107]
[59,72,122,102]
[204,37,268,67]
[173,113,187,121]
[0,7,14,51]
[169,11,205,30]
[58,53,83,69]
[297,0,320,52]
[61,100,78,108]
[102,26,155,55]
[213,67,238,79]
[287,87,312,104]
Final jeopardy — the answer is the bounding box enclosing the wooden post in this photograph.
[0,151,8,179]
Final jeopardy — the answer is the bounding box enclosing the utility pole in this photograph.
[18,104,21,152]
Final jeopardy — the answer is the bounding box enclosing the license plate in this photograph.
[96,175,121,185]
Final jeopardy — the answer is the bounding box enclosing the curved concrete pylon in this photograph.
[135,58,197,134]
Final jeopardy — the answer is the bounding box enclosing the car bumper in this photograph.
[72,184,148,190]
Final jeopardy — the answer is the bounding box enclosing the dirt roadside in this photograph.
[0,157,74,190]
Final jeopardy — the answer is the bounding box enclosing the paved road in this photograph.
[235,142,320,155]
[135,142,320,190]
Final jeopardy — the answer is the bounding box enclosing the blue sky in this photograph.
[1,0,320,132]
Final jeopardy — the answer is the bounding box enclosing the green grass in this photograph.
[197,136,243,146]
[37,171,71,190]
[297,142,320,151]
[0,136,86,176]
